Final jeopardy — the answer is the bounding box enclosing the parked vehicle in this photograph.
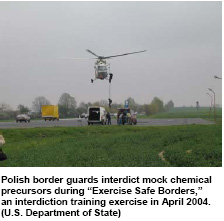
[80,113,88,119]
[87,106,106,125]
[80,113,86,118]
[41,105,59,121]
[16,114,31,123]
[117,108,137,125]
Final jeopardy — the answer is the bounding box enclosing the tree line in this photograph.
[0,93,174,120]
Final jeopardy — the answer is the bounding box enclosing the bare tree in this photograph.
[17,104,30,114]
[0,103,12,113]
[127,97,137,111]
[32,96,51,114]
[58,93,77,117]
[164,100,174,111]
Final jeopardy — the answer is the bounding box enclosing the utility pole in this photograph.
[208,88,216,122]
[206,93,213,119]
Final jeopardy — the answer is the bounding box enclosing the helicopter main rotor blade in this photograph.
[86,49,100,58]
[60,57,97,60]
[103,50,147,59]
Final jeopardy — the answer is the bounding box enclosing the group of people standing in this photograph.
[105,111,133,125]
[117,112,132,125]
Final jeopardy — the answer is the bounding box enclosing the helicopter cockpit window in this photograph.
[98,66,107,71]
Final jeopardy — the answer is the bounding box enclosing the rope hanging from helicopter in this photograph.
[109,83,111,109]
[108,64,113,110]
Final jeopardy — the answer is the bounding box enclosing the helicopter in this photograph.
[85,49,147,83]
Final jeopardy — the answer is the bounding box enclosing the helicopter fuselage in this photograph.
[95,60,108,80]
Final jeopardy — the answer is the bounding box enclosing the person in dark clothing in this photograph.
[0,148,7,161]
[108,98,112,108]
[109,73,113,83]
[106,112,111,125]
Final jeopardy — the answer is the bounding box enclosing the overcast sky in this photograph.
[0,1,222,109]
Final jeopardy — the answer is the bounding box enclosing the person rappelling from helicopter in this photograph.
[109,73,113,83]
[108,98,112,108]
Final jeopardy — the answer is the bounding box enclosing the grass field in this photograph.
[0,124,221,167]
[140,107,222,119]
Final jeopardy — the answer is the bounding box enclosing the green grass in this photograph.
[139,107,222,120]
[0,119,15,122]
[0,124,221,167]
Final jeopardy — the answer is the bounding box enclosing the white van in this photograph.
[87,106,106,125]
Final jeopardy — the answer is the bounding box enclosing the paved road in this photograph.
[0,118,214,129]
